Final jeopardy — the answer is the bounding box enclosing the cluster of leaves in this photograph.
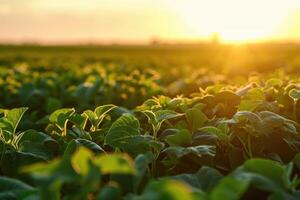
[1,76,300,199]
[0,65,162,121]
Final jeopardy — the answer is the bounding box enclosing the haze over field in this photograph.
[1,0,300,44]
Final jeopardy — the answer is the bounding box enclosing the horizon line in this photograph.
[1,38,300,46]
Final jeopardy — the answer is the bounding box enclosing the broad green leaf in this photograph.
[0,177,37,200]
[46,97,62,113]
[134,153,155,190]
[69,113,87,129]
[171,166,223,193]
[15,129,58,160]
[259,111,297,135]
[242,159,288,190]
[238,88,265,111]
[93,153,135,175]
[70,161,101,200]
[138,179,196,200]
[210,176,250,200]
[230,111,261,128]
[268,192,300,200]
[105,113,163,156]
[71,147,93,175]
[119,135,164,156]
[22,158,78,182]
[198,126,228,143]
[6,107,28,135]
[15,129,57,148]
[185,108,208,133]
[97,184,121,200]
[141,110,157,126]
[105,113,140,148]
[39,180,62,200]
[142,109,183,136]
[64,138,104,159]
[0,107,28,135]
[155,110,184,123]
[163,145,216,159]
[164,129,192,146]
[125,135,164,156]
[1,151,46,177]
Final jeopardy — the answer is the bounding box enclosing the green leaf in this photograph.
[46,97,62,113]
[142,110,183,136]
[210,176,250,200]
[163,145,216,159]
[15,129,58,160]
[155,110,184,123]
[242,159,289,191]
[93,153,135,175]
[22,158,78,182]
[238,88,265,111]
[69,113,87,129]
[71,147,93,176]
[64,138,105,159]
[0,107,28,135]
[105,113,163,156]
[198,126,228,143]
[128,135,164,157]
[229,111,261,129]
[97,184,121,200]
[134,153,155,191]
[105,113,140,148]
[293,153,300,170]
[94,104,117,121]
[289,89,300,100]
[137,179,196,200]
[205,84,224,94]
[84,104,116,130]
[171,166,223,193]
[185,108,208,133]
[0,177,37,200]
[162,145,216,168]
[164,129,192,146]
[6,107,28,134]
[120,135,164,156]
[70,161,101,200]
[141,110,157,126]
[49,108,75,131]
[1,151,46,177]
[266,78,283,87]
[83,110,97,127]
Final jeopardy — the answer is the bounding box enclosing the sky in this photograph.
[1,0,300,44]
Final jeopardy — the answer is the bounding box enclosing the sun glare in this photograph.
[167,0,300,43]
[1,0,300,43]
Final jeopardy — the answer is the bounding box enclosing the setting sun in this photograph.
[167,0,300,43]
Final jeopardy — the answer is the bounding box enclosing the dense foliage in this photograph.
[1,44,300,200]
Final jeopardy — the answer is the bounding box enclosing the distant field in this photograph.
[1,43,300,74]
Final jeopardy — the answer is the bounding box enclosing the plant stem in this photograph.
[247,135,253,158]
[293,100,298,123]
[0,143,6,166]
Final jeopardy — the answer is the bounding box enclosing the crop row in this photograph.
[1,77,300,199]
